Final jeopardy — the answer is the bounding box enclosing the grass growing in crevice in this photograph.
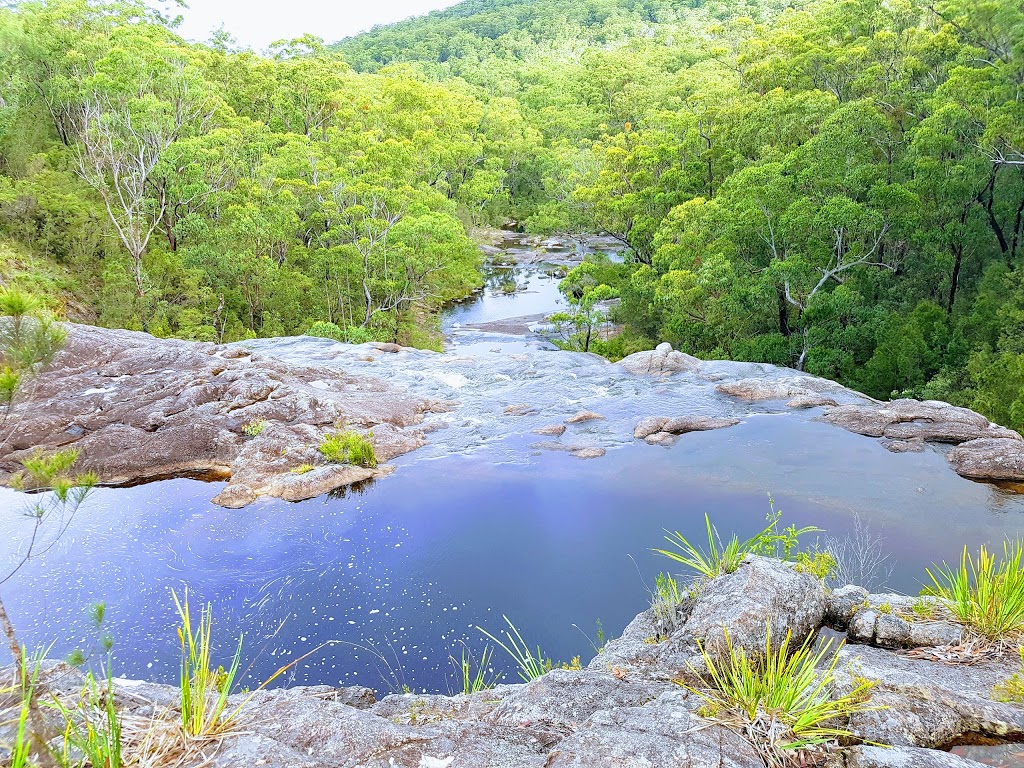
[319,430,378,469]
[477,617,552,683]
[449,643,499,695]
[924,540,1024,642]
[683,626,877,767]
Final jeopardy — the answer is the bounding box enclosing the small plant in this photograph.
[53,667,124,768]
[683,625,877,765]
[319,430,378,469]
[291,463,316,475]
[992,646,1024,703]
[656,505,819,581]
[477,616,552,682]
[173,590,244,737]
[923,540,1024,640]
[878,602,892,615]
[450,644,500,695]
[794,550,838,581]
[909,597,938,620]
[242,420,267,437]
[559,656,582,671]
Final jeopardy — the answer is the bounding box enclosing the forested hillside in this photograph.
[2,0,1024,427]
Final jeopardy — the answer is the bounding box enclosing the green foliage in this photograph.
[477,616,553,683]
[173,589,244,737]
[924,541,1024,640]
[992,647,1024,704]
[319,430,378,469]
[241,419,267,437]
[656,503,820,581]
[684,626,877,758]
[53,668,124,768]
[794,551,838,581]
[450,644,500,695]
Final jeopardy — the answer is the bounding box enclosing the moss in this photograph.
[242,420,267,437]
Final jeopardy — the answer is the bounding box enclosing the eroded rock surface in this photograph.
[0,324,436,507]
[618,343,702,376]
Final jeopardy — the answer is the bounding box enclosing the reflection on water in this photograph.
[1,419,1022,695]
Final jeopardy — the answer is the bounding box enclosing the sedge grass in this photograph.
[477,616,551,683]
[924,541,1024,641]
[683,626,876,766]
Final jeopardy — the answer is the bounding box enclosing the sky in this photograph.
[170,0,464,51]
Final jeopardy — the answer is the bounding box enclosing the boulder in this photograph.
[571,447,606,459]
[845,594,963,649]
[634,416,740,440]
[846,745,994,768]
[820,400,1020,444]
[949,438,1024,482]
[685,556,827,657]
[533,424,567,437]
[786,394,840,409]
[618,344,702,376]
[716,376,841,402]
[565,411,604,424]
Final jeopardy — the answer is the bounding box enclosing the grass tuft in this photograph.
[683,625,877,766]
[924,541,1024,641]
[477,616,552,682]
[319,430,378,468]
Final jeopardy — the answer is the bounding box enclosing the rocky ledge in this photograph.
[27,556,1024,767]
[3,326,1024,506]
[0,324,446,507]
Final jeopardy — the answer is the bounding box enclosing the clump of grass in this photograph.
[173,590,243,737]
[449,644,500,695]
[477,616,552,682]
[923,540,1024,641]
[650,571,685,633]
[319,430,378,469]
[684,626,876,766]
[656,504,820,581]
[53,667,124,768]
[993,646,1024,703]
[291,463,316,475]
[241,420,267,437]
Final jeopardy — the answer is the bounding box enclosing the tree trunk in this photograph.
[948,243,962,314]
[0,596,55,768]
[776,285,791,337]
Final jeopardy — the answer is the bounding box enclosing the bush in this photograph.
[319,430,378,468]
[305,321,345,341]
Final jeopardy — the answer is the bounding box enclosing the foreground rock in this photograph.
[949,437,1024,482]
[0,324,438,507]
[618,343,702,376]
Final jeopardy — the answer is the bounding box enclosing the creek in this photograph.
[1,232,1023,698]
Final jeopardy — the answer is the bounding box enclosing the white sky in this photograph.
[170,0,464,51]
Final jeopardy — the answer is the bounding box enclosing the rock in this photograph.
[716,376,841,402]
[825,584,869,629]
[685,556,827,657]
[837,644,1024,749]
[618,344,702,376]
[820,400,1021,444]
[634,416,739,439]
[644,432,678,446]
[532,424,567,437]
[565,411,604,424]
[844,594,962,649]
[504,403,537,416]
[949,438,1024,482]
[487,669,669,734]
[370,342,405,354]
[0,325,433,507]
[846,745,994,768]
[786,394,840,409]
[545,700,763,768]
[883,438,926,453]
[571,447,606,459]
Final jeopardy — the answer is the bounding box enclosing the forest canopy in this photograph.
[1,0,1024,426]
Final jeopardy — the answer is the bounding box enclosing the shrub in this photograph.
[319,430,378,468]
[794,551,838,581]
[684,626,876,763]
[242,419,267,437]
[305,321,345,341]
[924,541,1024,640]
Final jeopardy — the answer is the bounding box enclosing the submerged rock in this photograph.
[564,410,604,424]
[532,424,567,436]
[634,416,740,440]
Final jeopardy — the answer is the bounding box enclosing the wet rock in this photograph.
[716,376,841,402]
[545,700,763,768]
[565,410,604,424]
[837,644,1024,749]
[0,324,432,508]
[618,344,702,376]
[883,438,927,453]
[949,438,1024,482]
[820,400,1020,444]
[571,447,606,459]
[532,424,566,437]
[686,556,827,657]
[504,403,537,416]
[846,745,993,768]
[786,394,840,409]
[634,416,739,439]
[645,432,678,446]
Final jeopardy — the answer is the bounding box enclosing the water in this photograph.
[1,232,1023,696]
